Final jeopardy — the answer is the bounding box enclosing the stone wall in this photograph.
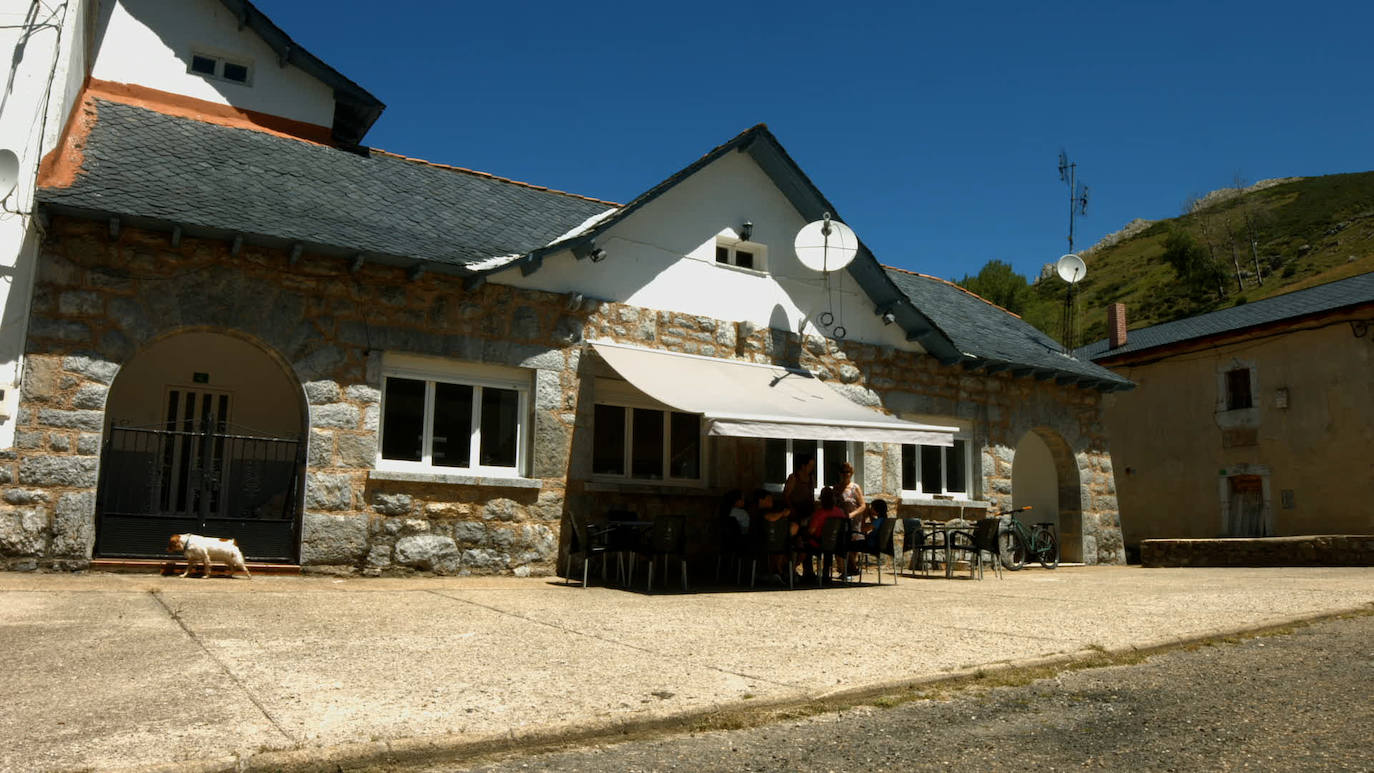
[0,217,1125,573]
[1142,535,1374,567]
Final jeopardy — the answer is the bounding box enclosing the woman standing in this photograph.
[838,461,868,577]
[783,454,817,580]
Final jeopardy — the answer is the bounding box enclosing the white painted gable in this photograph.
[90,0,337,129]
[498,148,921,352]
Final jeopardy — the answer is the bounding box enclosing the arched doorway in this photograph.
[95,330,306,563]
[1011,428,1083,563]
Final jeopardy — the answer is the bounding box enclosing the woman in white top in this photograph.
[838,461,868,576]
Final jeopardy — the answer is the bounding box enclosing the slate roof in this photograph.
[1078,271,1374,362]
[37,100,614,271]
[885,268,1133,388]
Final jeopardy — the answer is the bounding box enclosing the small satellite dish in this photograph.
[0,149,19,200]
[794,213,859,273]
[1055,253,1087,284]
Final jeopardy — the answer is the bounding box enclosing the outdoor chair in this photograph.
[901,518,946,576]
[644,515,689,593]
[749,516,794,589]
[854,515,899,585]
[715,515,749,583]
[565,511,611,588]
[947,517,1003,580]
[813,516,850,587]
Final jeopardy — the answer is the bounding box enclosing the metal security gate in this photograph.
[94,389,304,562]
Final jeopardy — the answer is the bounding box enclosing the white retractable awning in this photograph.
[590,341,955,445]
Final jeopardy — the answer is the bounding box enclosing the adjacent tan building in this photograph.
[1080,277,1374,552]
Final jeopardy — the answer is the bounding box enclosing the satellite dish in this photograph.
[0,149,19,201]
[1055,253,1087,284]
[794,213,859,273]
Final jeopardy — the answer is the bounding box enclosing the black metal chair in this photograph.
[644,515,688,592]
[715,515,750,583]
[565,511,611,587]
[854,516,899,585]
[749,516,794,589]
[947,517,1004,580]
[812,517,850,586]
[901,517,946,576]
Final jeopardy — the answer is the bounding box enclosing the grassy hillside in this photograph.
[1021,170,1374,345]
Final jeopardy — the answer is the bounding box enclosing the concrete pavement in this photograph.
[2,566,1371,772]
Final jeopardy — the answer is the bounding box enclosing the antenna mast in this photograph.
[1057,150,1089,253]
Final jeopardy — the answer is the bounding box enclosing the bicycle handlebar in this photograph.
[994,505,1033,516]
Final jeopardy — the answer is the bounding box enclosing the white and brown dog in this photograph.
[167,534,252,579]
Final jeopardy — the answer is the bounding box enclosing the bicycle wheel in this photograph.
[1035,529,1059,569]
[1000,530,1026,570]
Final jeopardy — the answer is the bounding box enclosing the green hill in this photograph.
[968,170,1374,346]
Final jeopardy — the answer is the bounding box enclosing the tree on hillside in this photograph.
[1162,228,1227,301]
[957,260,1031,314]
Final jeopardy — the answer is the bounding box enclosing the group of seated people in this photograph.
[719,453,889,585]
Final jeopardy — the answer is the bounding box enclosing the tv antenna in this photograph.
[1055,253,1087,351]
[794,212,859,339]
[1057,150,1089,254]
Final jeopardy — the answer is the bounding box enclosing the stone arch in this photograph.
[1012,427,1083,563]
[96,327,308,562]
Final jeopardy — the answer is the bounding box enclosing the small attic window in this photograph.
[189,51,253,85]
[715,238,766,272]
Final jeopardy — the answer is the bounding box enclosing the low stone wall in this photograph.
[1141,535,1374,567]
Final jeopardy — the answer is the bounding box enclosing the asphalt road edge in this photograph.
[115,603,1374,773]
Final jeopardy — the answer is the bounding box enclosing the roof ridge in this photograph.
[367,148,620,207]
[885,265,1023,319]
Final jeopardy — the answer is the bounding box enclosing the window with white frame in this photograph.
[378,362,528,476]
[901,438,970,498]
[591,403,702,482]
[764,438,858,492]
[189,51,253,85]
[715,238,767,271]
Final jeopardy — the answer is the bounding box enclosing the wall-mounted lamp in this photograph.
[739,221,753,241]
[881,312,896,325]
[566,292,585,311]
[589,248,608,262]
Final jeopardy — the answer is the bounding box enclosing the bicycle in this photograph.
[996,505,1059,570]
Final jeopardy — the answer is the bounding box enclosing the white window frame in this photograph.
[764,438,861,495]
[900,437,972,500]
[376,361,530,478]
[714,236,768,273]
[188,50,254,86]
[590,400,705,487]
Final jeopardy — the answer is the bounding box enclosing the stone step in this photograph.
[90,558,301,575]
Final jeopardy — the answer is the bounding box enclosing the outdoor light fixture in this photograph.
[882,312,896,325]
[589,248,608,262]
[740,221,753,241]
[566,292,585,310]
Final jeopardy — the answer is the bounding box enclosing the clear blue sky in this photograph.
[258,1,1374,283]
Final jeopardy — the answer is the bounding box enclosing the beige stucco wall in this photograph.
[1101,317,1374,547]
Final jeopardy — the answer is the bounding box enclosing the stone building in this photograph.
[1080,277,1374,553]
[0,0,1129,574]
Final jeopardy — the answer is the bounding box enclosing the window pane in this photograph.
[1226,369,1252,410]
[945,439,967,493]
[431,382,473,468]
[735,250,754,269]
[901,444,916,491]
[715,246,730,263]
[479,386,519,468]
[668,412,700,479]
[381,377,425,462]
[222,62,249,82]
[920,445,943,494]
[764,438,788,486]
[592,404,625,475]
[190,55,216,75]
[822,440,847,487]
[631,408,664,479]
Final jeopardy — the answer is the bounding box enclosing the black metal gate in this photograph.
[94,421,304,563]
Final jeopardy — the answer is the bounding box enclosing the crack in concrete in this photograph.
[424,589,803,690]
[147,590,296,745]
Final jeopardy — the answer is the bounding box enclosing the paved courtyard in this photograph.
[1,565,1370,772]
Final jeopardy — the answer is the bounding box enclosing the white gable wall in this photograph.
[91,0,336,129]
[497,149,922,352]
